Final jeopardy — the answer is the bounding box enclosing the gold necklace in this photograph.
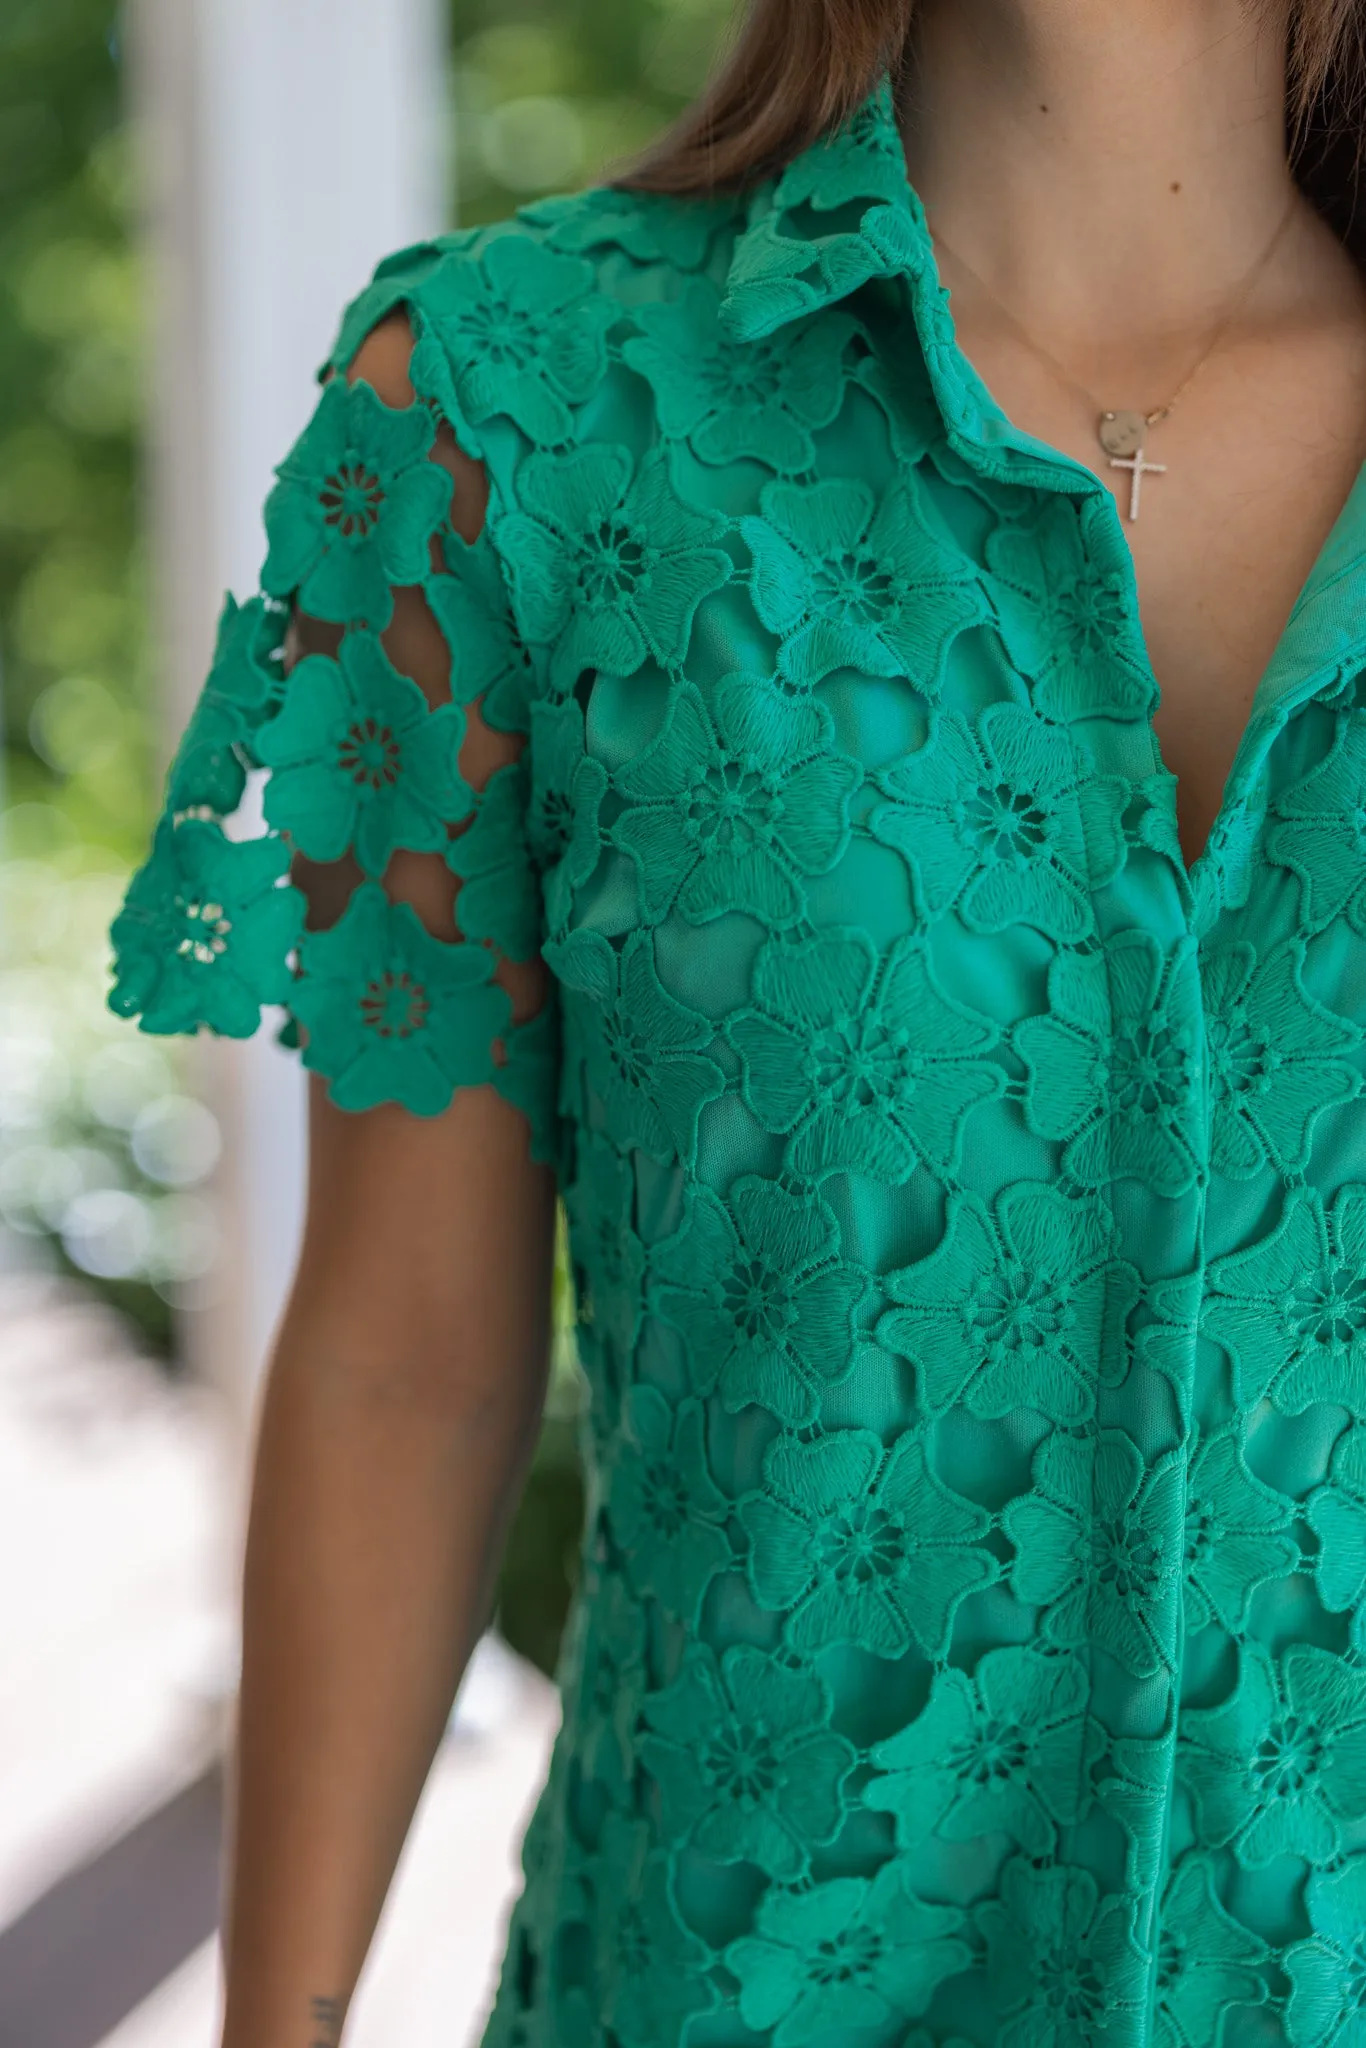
[929,193,1299,521]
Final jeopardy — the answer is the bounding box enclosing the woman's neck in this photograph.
[900,0,1302,361]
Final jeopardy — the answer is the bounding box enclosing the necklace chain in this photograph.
[928,192,1299,517]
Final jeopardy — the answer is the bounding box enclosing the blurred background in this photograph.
[0,2,733,2043]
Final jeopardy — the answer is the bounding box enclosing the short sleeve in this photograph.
[106,296,559,1161]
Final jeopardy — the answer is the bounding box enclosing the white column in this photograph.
[129,0,450,1441]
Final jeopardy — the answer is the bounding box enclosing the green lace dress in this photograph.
[107,76,1366,2048]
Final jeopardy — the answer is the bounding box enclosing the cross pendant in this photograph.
[1109,443,1167,522]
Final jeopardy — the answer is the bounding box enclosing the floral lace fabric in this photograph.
[108,78,1366,2048]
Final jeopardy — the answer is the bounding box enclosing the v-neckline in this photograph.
[900,220,1366,902]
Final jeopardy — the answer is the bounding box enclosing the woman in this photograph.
[108,0,1366,2042]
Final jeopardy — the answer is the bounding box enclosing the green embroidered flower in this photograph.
[261,376,452,628]
[564,1130,644,1369]
[1179,1642,1366,1865]
[573,1558,649,1792]
[864,1644,1097,1856]
[1269,712,1366,933]
[1204,1183,1366,1415]
[639,1643,855,1878]
[601,1382,731,1625]
[742,474,985,690]
[1201,935,1360,1177]
[108,817,301,1036]
[1016,930,1205,1196]
[1004,1428,1184,1676]
[1308,1426,1366,1630]
[441,760,541,961]
[730,928,1001,1181]
[291,882,508,1114]
[429,528,538,731]
[1285,1858,1366,2048]
[986,494,1154,721]
[724,1859,970,2045]
[1153,1855,1267,2048]
[524,186,734,270]
[166,594,284,814]
[881,1182,1138,1423]
[547,928,724,1165]
[526,697,599,877]
[613,680,859,927]
[977,1856,1148,2048]
[590,1811,712,2048]
[775,80,912,212]
[255,631,468,877]
[623,278,854,472]
[493,443,731,689]
[872,703,1127,942]
[740,1426,995,1658]
[1183,1426,1298,1636]
[652,1178,867,1423]
[413,232,615,446]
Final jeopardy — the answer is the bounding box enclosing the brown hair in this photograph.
[621,0,1365,247]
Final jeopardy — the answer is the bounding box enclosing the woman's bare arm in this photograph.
[217,315,557,2048]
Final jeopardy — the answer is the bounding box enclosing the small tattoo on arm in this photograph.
[309,1992,345,2047]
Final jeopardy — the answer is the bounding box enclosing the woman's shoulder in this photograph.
[321,182,750,406]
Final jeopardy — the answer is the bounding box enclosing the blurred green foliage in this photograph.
[0,0,149,865]
[449,0,736,226]
[0,0,736,1664]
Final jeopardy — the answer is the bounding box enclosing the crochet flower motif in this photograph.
[493,443,731,688]
[1285,1858,1366,2048]
[1200,935,1360,1177]
[601,1382,731,1627]
[623,278,855,472]
[612,680,859,926]
[563,1130,644,1370]
[1004,1427,1184,1677]
[588,1811,712,2048]
[986,494,1155,721]
[880,1182,1139,1423]
[413,232,616,446]
[261,376,451,629]
[108,818,301,1037]
[729,928,1002,1181]
[1178,1643,1366,1866]
[977,1856,1148,2048]
[740,1426,995,1658]
[429,527,538,731]
[1268,712,1366,932]
[1152,1855,1267,2048]
[872,703,1127,942]
[254,631,467,877]
[572,1556,649,1793]
[1203,1183,1366,1415]
[444,761,541,962]
[864,1642,1096,1855]
[742,474,985,691]
[1308,1426,1366,1634]
[1182,1427,1298,1636]
[291,882,508,1115]
[652,1178,868,1423]
[1015,930,1205,1196]
[166,594,284,815]
[639,1643,855,1879]
[547,928,724,1165]
[524,185,734,271]
[724,1859,970,2046]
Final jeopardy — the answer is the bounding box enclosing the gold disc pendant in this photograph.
[1098,409,1147,458]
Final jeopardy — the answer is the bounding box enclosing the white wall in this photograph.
[129,0,450,1446]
